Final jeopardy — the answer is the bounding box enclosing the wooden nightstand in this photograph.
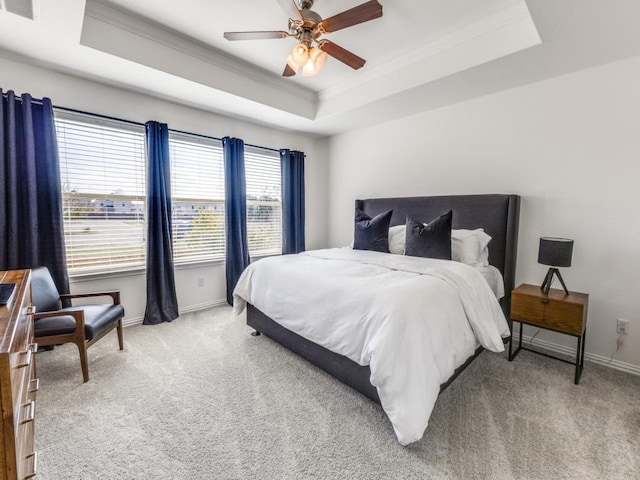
[508,283,589,384]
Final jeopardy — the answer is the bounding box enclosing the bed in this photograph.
[234,194,520,444]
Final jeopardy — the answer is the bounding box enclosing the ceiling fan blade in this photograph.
[319,40,366,69]
[224,31,289,41]
[283,64,297,77]
[318,0,383,33]
[276,0,303,21]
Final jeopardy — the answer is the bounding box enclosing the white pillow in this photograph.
[388,225,405,255]
[350,225,405,253]
[387,225,492,265]
[451,229,492,266]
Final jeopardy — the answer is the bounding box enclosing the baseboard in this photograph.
[122,298,228,327]
[512,333,640,377]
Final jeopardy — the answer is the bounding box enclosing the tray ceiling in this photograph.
[1,1,640,136]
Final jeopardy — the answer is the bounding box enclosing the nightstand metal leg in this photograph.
[574,334,583,384]
[508,321,523,361]
[519,322,523,351]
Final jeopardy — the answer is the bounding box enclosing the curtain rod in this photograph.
[53,106,284,153]
[2,91,45,105]
[160,130,280,153]
[168,128,221,142]
[54,106,145,127]
[245,143,280,153]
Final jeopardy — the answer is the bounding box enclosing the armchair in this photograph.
[31,267,124,382]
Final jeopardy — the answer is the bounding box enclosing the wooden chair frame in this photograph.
[33,291,124,382]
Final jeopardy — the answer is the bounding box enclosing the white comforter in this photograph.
[233,248,510,445]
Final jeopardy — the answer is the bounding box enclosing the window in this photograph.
[245,146,282,257]
[55,111,146,276]
[169,133,225,264]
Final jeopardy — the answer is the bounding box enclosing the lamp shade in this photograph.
[538,237,573,267]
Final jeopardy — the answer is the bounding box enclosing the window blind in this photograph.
[245,145,282,256]
[55,111,146,276]
[169,132,225,264]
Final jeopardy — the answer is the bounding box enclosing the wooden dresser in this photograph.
[0,270,38,479]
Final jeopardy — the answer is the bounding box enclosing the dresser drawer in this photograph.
[16,420,36,480]
[0,269,35,480]
[16,375,38,480]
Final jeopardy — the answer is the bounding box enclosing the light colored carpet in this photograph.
[35,306,640,480]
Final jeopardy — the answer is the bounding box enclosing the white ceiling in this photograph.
[1,0,640,137]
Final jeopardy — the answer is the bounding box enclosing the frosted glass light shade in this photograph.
[309,48,328,70]
[302,48,328,76]
[302,59,317,77]
[290,43,309,67]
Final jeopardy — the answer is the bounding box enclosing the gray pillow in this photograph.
[404,211,452,260]
[353,208,393,253]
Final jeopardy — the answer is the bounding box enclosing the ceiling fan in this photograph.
[223,0,383,77]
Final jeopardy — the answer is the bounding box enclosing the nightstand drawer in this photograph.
[510,294,545,323]
[510,284,587,336]
[544,299,585,335]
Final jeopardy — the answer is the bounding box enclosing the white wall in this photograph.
[0,56,330,323]
[327,55,640,371]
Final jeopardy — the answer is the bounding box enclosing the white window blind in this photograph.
[169,133,225,264]
[55,111,146,276]
[245,146,282,257]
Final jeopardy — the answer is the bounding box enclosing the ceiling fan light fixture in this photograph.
[290,43,309,68]
[302,48,328,77]
[302,59,318,77]
[309,47,328,70]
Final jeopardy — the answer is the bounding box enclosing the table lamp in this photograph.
[538,237,573,295]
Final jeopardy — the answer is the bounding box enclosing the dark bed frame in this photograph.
[247,194,520,404]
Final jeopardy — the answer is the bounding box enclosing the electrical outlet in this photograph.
[198,277,204,288]
[617,318,629,336]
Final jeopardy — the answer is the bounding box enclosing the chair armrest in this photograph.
[33,310,84,336]
[60,291,121,305]
[33,309,85,328]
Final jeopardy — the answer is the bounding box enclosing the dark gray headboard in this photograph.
[356,194,520,318]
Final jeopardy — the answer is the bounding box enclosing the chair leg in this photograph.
[76,341,90,383]
[116,319,124,351]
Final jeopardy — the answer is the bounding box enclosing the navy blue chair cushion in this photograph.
[34,304,124,341]
[33,315,76,337]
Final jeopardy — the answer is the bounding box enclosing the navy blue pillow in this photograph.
[404,211,452,260]
[353,208,393,253]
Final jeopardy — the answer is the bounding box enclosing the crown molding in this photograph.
[318,2,540,103]
[82,0,317,116]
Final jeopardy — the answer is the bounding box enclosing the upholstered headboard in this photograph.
[355,194,520,317]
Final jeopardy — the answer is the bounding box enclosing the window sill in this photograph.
[69,259,226,283]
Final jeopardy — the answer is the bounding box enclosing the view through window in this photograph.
[169,132,225,264]
[55,111,146,276]
[55,111,284,275]
[245,146,282,257]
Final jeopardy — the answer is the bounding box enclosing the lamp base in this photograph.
[541,267,569,295]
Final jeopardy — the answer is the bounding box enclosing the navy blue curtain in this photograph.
[223,136,250,306]
[280,149,305,254]
[143,121,179,325]
[0,90,69,295]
